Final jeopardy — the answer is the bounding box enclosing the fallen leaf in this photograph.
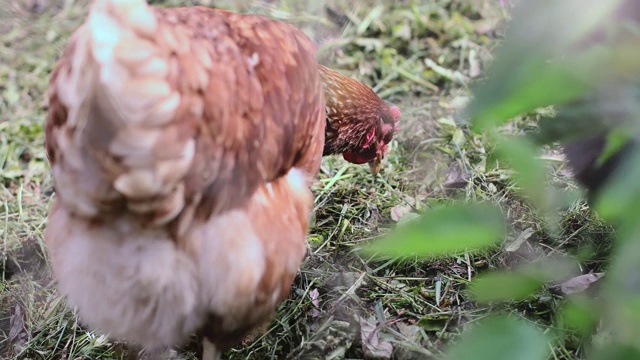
[417,314,450,332]
[560,273,604,295]
[504,228,535,252]
[309,288,320,307]
[390,204,413,222]
[403,195,417,206]
[9,302,28,355]
[309,288,321,317]
[443,166,470,190]
[395,323,426,360]
[396,322,421,341]
[359,317,393,360]
[286,318,356,360]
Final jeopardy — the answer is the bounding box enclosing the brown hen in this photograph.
[43,1,399,359]
[319,64,401,175]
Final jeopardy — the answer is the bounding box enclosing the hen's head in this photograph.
[341,104,401,175]
[319,64,401,175]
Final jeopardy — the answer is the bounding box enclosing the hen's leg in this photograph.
[202,339,220,360]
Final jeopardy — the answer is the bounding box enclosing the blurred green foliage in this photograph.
[444,316,550,360]
[364,202,505,258]
[367,0,640,358]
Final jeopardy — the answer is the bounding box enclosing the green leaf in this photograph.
[534,83,640,147]
[559,295,597,336]
[470,271,543,303]
[465,0,625,131]
[594,148,640,221]
[363,202,504,258]
[417,315,449,332]
[599,229,640,341]
[469,57,594,131]
[596,130,632,167]
[471,256,577,303]
[589,344,640,360]
[493,135,548,210]
[445,316,550,360]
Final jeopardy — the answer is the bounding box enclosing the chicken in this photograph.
[319,64,401,175]
[43,1,400,359]
[45,1,318,359]
[164,9,401,177]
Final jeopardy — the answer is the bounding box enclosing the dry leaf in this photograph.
[443,166,470,189]
[395,323,425,360]
[396,322,421,341]
[390,204,413,222]
[309,288,321,317]
[504,228,535,252]
[403,195,417,206]
[359,317,393,359]
[560,273,604,295]
[9,303,28,355]
[309,288,320,307]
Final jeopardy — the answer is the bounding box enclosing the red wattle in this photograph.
[343,152,370,164]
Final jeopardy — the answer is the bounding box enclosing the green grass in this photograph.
[0,0,615,359]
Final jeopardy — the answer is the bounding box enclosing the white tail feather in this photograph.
[50,0,193,222]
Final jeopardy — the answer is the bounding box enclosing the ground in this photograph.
[0,0,613,359]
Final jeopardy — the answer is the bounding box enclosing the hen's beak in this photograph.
[368,154,383,176]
